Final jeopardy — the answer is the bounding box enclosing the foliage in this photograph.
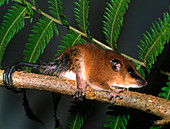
[0,3,27,68]
[23,17,58,63]
[133,62,145,77]
[23,16,58,71]
[150,126,162,129]
[48,0,68,26]
[138,12,170,73]
[68,100,90,129]
[104,106,129,129]
[158,76,170,100]
[74,0,89,35]
[103,0,130,49]
[55,30,86,57]
[0,0,169,129]
[0,0,8,6]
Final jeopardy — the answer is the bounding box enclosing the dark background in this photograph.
[0,0,169,129]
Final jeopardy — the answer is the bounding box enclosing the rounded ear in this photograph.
[110,59,122,72]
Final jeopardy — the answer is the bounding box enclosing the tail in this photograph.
[6,61,59,75]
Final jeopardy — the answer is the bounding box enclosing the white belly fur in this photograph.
[63,71,76,80]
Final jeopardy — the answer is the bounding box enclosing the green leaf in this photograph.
[23,17,58,71]
[29,0,41,14]
[138,12,170,73]
[133,62,145,77]
[150,125,162,129]
[68,112,83,129]
[158,76,170,100]
[14,0,25,4]
[55,30,86,57]
[0,0,9,6]
[103,0,130,49]
[48,0,68,26]
[104,106,129,129]
[74,0,89,34]
[0,3,27,68]
[68,100,90,129]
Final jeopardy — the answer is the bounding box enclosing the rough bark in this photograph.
[0,70,169,125]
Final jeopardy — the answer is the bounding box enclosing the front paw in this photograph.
[72,90,85,101]
[108,92,123,103]
[108,88,124,103]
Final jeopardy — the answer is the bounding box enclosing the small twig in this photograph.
[160,69,170,76]
[121,53,145,66]
[0,70,169,125]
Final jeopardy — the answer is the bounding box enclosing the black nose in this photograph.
[137,78,148,86]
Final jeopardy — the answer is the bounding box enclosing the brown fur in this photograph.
[43,43,147,102]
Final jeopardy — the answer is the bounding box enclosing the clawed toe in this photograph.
[73,90,85,101]
[108,87,124,103]
[108,93,123,103]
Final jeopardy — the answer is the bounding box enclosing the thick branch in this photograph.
[0,70,169,125]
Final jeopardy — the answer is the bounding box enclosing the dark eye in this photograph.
[128,67,135,77]
[110,59,122,72]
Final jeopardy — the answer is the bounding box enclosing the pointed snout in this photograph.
[136,78,147,87]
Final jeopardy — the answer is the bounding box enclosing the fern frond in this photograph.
[0,0,5,6]
[23,17,58,68]
[150,125,162,129]
[0,0,8,6]
[138,12,170,73]
[68,101,90,129]
[133,62,145,77]
[104,106,129,129]
[0,3,27,67]
[48,0,68,26]
[104,116,129,129]
[74,0,89,35]
[68,112,84,129]
[158,76,170,100]
[55,30,86,57]
[103,0,130,49]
